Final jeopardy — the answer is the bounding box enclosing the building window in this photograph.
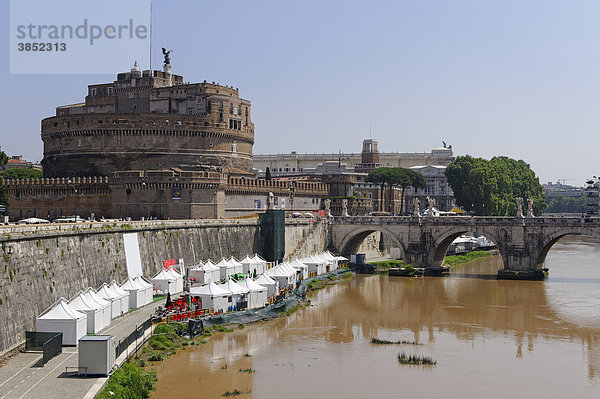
[232,141,238,154]
[219,101,223,111]
[108,87,113,95]
[230,103,233,114]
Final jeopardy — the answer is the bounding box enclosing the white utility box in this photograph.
[78,335,116,376]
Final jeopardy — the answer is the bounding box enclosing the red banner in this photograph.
[163,259,176,269]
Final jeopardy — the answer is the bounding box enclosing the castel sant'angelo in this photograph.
[3,59,327,220]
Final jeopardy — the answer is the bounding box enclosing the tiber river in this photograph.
[152,236,600,399]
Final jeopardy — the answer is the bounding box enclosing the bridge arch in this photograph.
[535,229,600,270]
[337,225,406,260]
[430,226,506,268]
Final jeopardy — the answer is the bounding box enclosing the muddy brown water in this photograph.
[152,236,600,398]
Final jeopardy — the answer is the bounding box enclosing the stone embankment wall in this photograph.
[0,219,327,356]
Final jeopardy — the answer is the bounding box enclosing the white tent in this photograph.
[152,269,177,293]
[302,255,327,276]
[96,283,121,320]
[190,281,230,312]
[36,298,87,346]
[267,264,296,290]
[85,288,112,329]
[251,254,267,275]
[222,278,250,310]
[238,278,268,309]
[165,267,184,293]
[120,277,146,309]
[69,291,103,334]
[255,274,278,298]
[216,258,235,281]
[229,257,244,275]
[290,258,309,279]
[110,281,130,316]
[321,251,339,271]
[202,260,221,283]
[137,277,154,305]
[240,255,255,275]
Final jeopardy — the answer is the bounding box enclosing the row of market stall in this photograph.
[36,276,155,345]
[187,254,268,287]
[188,251,346,313]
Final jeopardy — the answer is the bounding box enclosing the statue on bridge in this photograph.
[426,196,435,217]
[266,192,274,210]
[341,199,349,217]
[324,198,331,218]
[413,198,420,217]
[515,197,524,218]
[526,198,535,218]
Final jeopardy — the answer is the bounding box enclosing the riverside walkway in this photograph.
[0,301,159,399]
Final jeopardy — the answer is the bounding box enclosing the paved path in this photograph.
[0,301,161,399]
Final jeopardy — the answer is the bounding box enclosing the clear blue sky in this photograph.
[1,0,599,185]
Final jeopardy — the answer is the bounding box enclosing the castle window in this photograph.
[219,113,223,122]
[91,88,96,96]
[219,101,223,111]
[230,103,233,114]
[232,141,238,154]
[108,87,113,95]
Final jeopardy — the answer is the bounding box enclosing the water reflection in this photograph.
[153,236,600,398]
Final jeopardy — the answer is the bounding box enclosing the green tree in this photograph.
[367,167,426,214]
[445,155,545,216]
[545,195,587,214]
[0,168,42,179]
[265,167,272,181]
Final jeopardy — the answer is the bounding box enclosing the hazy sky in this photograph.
[2,0,599,186]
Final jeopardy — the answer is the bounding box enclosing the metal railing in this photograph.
[115,318,152,359]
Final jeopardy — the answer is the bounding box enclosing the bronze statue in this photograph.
[162,48,172,66]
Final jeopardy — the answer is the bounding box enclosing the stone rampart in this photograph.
[0,218,328,356]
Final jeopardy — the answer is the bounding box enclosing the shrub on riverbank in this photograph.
[371,337,421,345]
[97,362,157,399]
[369,260,404,269]
[444,251,491,267]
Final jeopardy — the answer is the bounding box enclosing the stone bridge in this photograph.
[330,216,600,279]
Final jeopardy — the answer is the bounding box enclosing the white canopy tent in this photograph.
[222,278,250,310]
[165,267,184,293]
[110,281,130,315]
[120,277,146,309]
[289,258,309,279]
[251,254,267,275]
[36,298,87,346]
[69,291,103,334]
[238,278,268,308]
[204,260,221,283]
[85,288,112,329]
[96,283,122,320]
[138,277,154,305]
[302,255,327,276]
[267,264,296,289]
[216,258,235,281]
[189,281,230,312]
[229,257,244,275]
[152,269,177,293]
[321,251,339,271]
[255,274,278,298]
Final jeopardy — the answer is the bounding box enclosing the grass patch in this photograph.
[153,295,167,303]
[369,260,405,269]
[96,362,157,399]
[444,251,491,268]
[283,305,299,316]
[397,352,437,365]
[371,337,421,345]
[239,368,255,373]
